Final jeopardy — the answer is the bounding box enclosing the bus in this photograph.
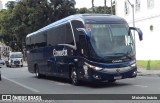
[26,14,143,85]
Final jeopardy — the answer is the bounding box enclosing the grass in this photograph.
[137,60,160,70]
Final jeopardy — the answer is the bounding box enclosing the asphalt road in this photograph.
[0,66,160,103]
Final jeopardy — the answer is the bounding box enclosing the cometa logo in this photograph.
[53,49,68,57]
[112,60,123,63]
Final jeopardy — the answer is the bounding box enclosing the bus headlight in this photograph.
[94,67,103,71]
[85,63,103,71]
[130,63,136,67]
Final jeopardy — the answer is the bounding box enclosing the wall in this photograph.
[115,0,160,60]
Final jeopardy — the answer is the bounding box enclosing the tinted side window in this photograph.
[34,31,47,48]
[47,24,66,46]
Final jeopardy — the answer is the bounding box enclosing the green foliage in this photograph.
[137,60,160,70]
[0,0,76,51]
[76,8,91,14]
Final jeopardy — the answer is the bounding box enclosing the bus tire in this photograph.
[70,67,80,86]
[35,65,42,78]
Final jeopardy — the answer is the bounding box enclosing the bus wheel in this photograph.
[35,65,42,78]
[108,79,116,83]
[71,67,79,86]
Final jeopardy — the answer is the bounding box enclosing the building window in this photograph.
[148,0,154,8]
[124,1,129,15]
[135,0,141,11]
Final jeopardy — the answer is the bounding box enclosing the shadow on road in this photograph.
[80,82,131,88]
[32,75,132,88]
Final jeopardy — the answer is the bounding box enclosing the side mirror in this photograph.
[77,28,87,34]
[77,28,91,37]
[129,27,143,41]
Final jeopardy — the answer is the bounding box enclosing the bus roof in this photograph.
[27,14,127,37]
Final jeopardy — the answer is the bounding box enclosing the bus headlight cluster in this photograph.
[130,63,136,67]
[84,63,103,71]
[94,67,103,71]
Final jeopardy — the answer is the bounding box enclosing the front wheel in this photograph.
[70,67,80,86]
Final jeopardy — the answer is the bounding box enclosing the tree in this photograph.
[0,0,76,51]
[5,1,16,9]
[0,9,15,48]
[48,0,76,21]
[76,7,91,14]
[92,0,95,13]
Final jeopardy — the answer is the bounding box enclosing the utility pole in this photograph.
[127,0,136,53]
[127,0,135,32]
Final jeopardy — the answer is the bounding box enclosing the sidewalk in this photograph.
[137,68,160,77]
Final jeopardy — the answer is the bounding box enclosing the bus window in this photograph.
[47,24,66,46]
[71,20,84,43]
[65,23,74,45]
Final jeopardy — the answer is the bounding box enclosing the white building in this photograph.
[115,0,160,60]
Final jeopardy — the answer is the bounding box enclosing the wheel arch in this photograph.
[34,63,38,73]
[68,63,75,78]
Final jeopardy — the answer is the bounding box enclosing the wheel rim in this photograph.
[71,70,77,84]
[35,68,39,77]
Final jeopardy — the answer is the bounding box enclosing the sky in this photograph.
[1,0,111,9]
[75,0,111,8]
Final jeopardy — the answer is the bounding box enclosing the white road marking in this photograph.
[133,85,148,88]
[56,82,71,86]
[51,81,71,86]
[2,76,39,93]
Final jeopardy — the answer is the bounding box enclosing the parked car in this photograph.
[6,52,23,67]
[0,59,4,80]
[0,58,5,66]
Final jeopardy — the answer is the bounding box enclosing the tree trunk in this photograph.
[92,0,95,13]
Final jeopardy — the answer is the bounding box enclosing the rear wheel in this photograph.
[70,67,80,86]
[35,65,42,78]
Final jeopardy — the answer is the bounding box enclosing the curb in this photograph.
[137,73,160,77]
[137,71,160,77]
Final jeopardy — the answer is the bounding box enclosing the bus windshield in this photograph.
[88,23,134,59]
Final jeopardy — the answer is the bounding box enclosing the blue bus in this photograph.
[26,14,143,85]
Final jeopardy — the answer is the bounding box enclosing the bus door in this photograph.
[44,46,57,76]
[54,46,68,77]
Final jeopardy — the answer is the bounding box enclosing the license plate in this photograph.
[114,76,122,80]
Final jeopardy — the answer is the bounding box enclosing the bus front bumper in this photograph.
[80,66,137,82]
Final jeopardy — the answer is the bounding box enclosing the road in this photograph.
[0,66,160,103]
